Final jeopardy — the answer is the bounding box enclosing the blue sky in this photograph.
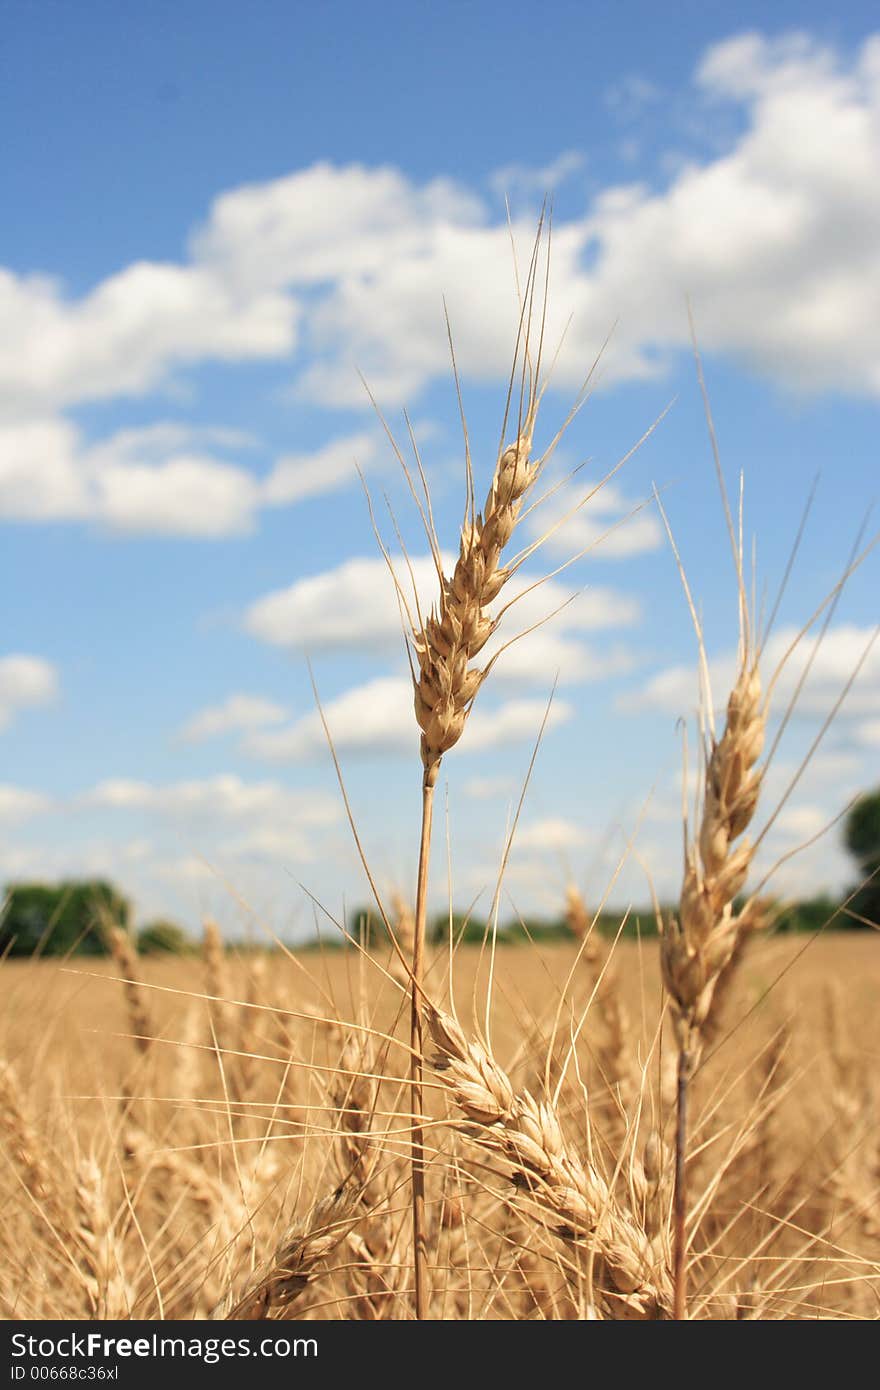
[1,2,878,938]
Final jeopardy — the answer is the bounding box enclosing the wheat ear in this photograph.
[74,1157,132,1318]
[0,1058,72,1247]
[388,892,415,987]
[661,640,766,1319]
[107,926,154,1054]
[426,1004,672,1318]
[221,1180,360,1319]
[202,916,234,1042]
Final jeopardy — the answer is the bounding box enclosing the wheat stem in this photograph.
[410,774,435,1319]
[672,1048,692,1320]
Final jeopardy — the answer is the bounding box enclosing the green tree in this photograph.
[844,789,880,928]
[427,912,489,946]
[0,880,129,957]
[137,920,189,954]
[347,905,384,948]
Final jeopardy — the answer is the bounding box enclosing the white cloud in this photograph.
[483,631,636,685]
[605,75,662,120]
[0,418,260,533]
[774,804,831,839]
[219,825,319,863]
[192,34,880,405]
[66,776,342,895]
[622,624,880,721]
[83,774,339,827]
[514,817,590,852]
[466,696,573,750]
[180,694,289,743]
[193,162,485,293]
[246,675,572,763]
[0,419,87,520]
[489,151,586,201]
[531,479,663,559]
[3,35,880,431]
[0,655,58,729]
[0,420,381,536]
[245,556,422,652]
[100,456,260,537]
[696,30,828,101]
[246,677,416,761]
[0,785,52,822]
[857,720,880,748]
[261,431,379,506]
[462,775,516,801]
[153,855,218,886]
[0,263,295,417]
[244,553,640,686]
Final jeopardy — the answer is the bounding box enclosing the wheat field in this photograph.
[1,923,878,1321]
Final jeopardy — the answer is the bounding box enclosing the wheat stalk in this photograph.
[400,261,549,1317]
[660,643,765,1318]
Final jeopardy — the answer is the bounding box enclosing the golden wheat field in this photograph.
[1,922,878,1322]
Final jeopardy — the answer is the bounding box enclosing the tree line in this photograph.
[3,788,878,957]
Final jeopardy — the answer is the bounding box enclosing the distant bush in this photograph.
[428,912,490,946]
[504,916,569,943]
[347,905,385,947]
[0,879,129,957]
[137,920,190,954]
[844,788,880,929]
[774,894,842,933]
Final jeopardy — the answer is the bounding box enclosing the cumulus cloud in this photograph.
[605,75,663,120]
[246,675,573,763]
[513,817,590,852]
[0,785,53,822]
[101,457,260,537]
[246,677,416,762]
[72,776,340,881]
[0,421,380,535]
[0,654,58,729]
[530,479,663,559]
[489,151,586,201]
[0,32,878,446]
[244,553,640,686]
[261,432,379,506]
[194,35,880,405]
[219,825,321,863]
[485,632,636,685]
[1,31,877,562]
[193,163,485,293]
[774,804,832,840]
[466,697,574,750]
[857,719,880,747]
[621,624,880,721]
[83,774,339,827]
[0,263,295,417]
[462,775,516,800]
[179,694,289,743]
[245,556,420,652]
